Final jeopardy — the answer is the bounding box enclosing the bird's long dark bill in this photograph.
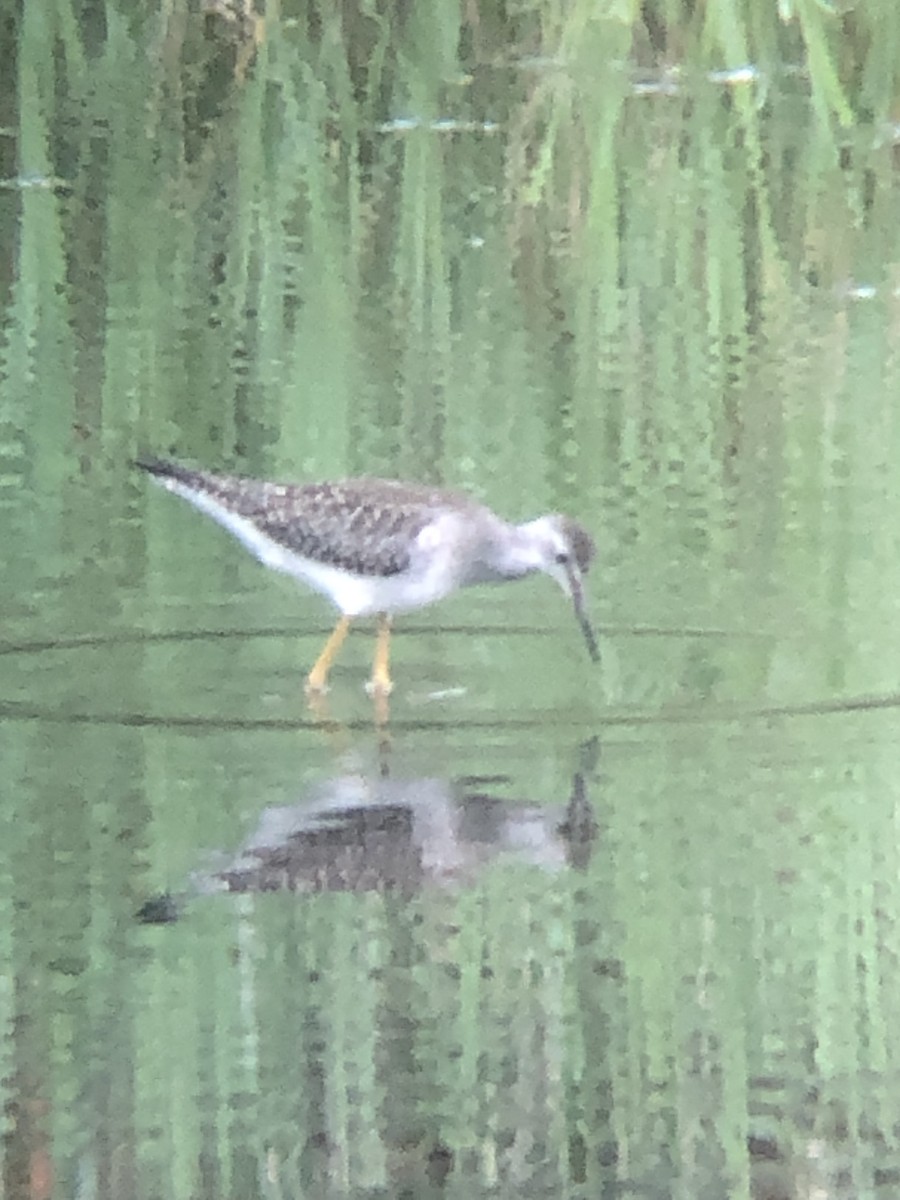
[568,571,600,663]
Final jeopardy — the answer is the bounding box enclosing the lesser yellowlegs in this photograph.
[135,456,599,694]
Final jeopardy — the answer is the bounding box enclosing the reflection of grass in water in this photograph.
[10,2,888,444]
[5,0,900,703]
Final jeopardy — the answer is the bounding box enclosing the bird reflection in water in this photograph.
[136,740,600,918]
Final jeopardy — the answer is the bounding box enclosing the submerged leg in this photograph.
[367,613,393,697]
[305,616,352,694]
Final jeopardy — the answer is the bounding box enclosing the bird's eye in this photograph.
[555,551,570,566]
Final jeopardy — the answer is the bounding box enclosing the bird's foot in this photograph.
[365,674,394,698]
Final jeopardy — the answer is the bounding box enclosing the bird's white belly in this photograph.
[270,549,459,616]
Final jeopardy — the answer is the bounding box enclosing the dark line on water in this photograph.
[0,621,772,658]
[0,690,898,733]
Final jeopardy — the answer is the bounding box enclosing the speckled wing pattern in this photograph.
[137,459,473,577]
[238,479,447,577]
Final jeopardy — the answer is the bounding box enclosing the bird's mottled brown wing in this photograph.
[242,480,440,576]
[138,459,465,577]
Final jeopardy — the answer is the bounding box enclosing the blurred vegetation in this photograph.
[3,5,900,1198]
[2,0,899,646]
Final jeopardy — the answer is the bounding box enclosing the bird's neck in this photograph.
[478,518,545,581]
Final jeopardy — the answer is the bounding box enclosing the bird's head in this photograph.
[526,515,599,662]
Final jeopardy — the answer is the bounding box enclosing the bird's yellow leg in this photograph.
[367,613,393,697]
[305,616,351,694]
